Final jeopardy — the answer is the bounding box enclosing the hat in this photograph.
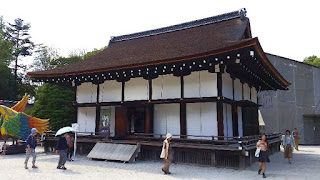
[166,133,172,139]
[31,128,38,134]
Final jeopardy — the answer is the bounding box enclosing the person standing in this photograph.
[256,135,268,178]
[66,134,74,161]
[292,128,300,151]
[56,133,68,170]
[283,130,294,164]
[160,133,173,175]
[24,128,39,169]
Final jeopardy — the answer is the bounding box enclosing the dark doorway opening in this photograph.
[127,107,146,134]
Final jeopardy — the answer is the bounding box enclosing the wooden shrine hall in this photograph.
[28,9,290,168]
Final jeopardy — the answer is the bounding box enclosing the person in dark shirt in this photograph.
[56,133,68,170]
[24,128,39,169]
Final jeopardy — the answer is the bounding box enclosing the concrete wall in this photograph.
[258,54,320,144]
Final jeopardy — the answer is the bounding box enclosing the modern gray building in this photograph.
[259,53,320,144]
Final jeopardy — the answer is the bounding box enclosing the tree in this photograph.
[31,83,74,131]
[0,63,15,100]
[0,17,14,100]
[33,46,60,71]
[5,18,35,100]
[0,17,13,65]
[303,56,320,67]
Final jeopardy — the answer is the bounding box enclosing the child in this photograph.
[24,128,38,169]
[56,133,68,170]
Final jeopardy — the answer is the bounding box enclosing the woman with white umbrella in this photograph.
[55,127,75,170]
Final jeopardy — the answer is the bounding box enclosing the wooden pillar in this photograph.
[73,86,78,123]
[217,71,224,137]
[232,104,239,136]
[180,102,186,137]
[180,76,184,99]
[95,84,100,133]
[148,79,152,100]
[121,81,125,102]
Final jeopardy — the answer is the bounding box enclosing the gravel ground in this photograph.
[1,145,319,180]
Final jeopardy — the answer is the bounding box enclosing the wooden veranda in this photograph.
[43,132,281,169]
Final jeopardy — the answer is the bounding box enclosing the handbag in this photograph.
[255,147,261,157]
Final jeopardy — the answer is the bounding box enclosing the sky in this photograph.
[0,0,319,66]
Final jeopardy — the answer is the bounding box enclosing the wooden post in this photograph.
[232,105,239,136]
[180,102,187,137]
[115,106,128,138]
[95,84,100,134]
[217,72,224,137]
[73,86,78,123]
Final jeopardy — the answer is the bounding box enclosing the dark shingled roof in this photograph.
[28,9,252,77]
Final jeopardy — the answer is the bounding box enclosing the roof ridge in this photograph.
[110,8,247,43]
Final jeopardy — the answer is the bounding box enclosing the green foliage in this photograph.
[303,56,320,67]
[83,46,107,60]
[0,16,14,65]
[0,63,15,100]
[31,83,75,131]
[5,18,35,58]
[51,56,83,68]
[33,46,59,71]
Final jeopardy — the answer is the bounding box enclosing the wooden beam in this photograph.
[180,102,186,137]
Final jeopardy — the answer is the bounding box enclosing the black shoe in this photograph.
[167,171,171,174]
[57,166,61,169]
[263,173,266,178]
[161,169,167,175]
[258,169,262,175]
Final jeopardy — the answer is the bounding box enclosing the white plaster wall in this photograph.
[223,103,233,138]
[101,106,115,137]
[99,80,122,102]
[200,71,217,97]
[234,78,242,101]
[124,77,149,101]
[251,87,258,103]
[184,71,200,98]
[186,103,201,138]
[162,74,181,99]
[152,74,181,100]
[77,107,96,135]
[154,104,180,138]
[77,82,97,103]
[200,102,218,139]
[238,107,243,137]
[222,73,233,99]
[186,102,217,139]
[243,83,251,101]
[152,75,163,100]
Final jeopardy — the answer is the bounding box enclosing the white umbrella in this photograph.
[55,126,75,136]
